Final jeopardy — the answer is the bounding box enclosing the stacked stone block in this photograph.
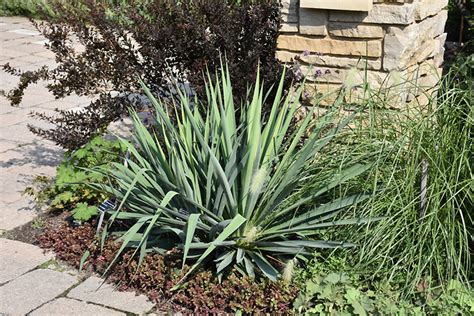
[279,0,448,107]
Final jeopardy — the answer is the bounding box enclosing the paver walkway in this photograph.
[0,17,155,315]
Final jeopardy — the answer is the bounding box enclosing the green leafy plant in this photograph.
[25,136,124,221]
[92,65,378,282]
[424,279,474,314]
[55,136,123,221]
[294,256,474,315]
[71,202,98,222]
[0,0,54,17]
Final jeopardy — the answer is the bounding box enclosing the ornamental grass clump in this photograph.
[330,55,473,294]
[92,65,378,282]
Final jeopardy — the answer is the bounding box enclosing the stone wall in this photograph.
[278,0,448,107]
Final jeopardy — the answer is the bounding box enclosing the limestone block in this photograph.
[305,72,412,108]
[300,65,346,83]
[404,60,442,101]
[0,238,53,284]
[299,65,407,89]
[415,0,449,21]
[31,298,125,316]
[299,8,328,36]
[281,0,298,23]
[431,10,449,38]
[383,10,448,70]
[280,23,299,33]
[330,3,416,25]
[303,83,341,106]
[328,22,384,38]
[67,276,154,315]
[301,0,373,12]
[433,33,448,54]
[275,50,299,63]
[277,50,382,70]
[366,69,410,87]
[373,0,411,3]
[282,13,298,23]
[418,68,443,89]
[410,39,437,68]
[408,59,441,80]
[431,33,447,65]
[433,48,445,67]
[0,269,78,315]
[303,82,405,111]
[303,83,342,100]
[408,71,442,108]
[412,92,433,108]
[281,0,298,14]
[277,35,382,57]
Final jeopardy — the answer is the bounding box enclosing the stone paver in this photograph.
[0,197,37,231]
[0,16,89,231]
[30,297,125,316]
[0,238,52,284]
[0,269,78,315]
[67,276,155,315]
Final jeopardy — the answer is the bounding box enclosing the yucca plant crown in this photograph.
[94,64,376,282]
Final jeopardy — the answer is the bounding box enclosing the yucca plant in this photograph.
[93,65,377,282]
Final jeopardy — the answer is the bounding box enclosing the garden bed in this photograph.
[1,0,472,314]
[34,216,298,314]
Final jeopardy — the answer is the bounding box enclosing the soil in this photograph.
[2,211,71,245]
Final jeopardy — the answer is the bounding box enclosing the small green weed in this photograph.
[23,175,53,206]
[37,259,65,272]
[30,218,45,229]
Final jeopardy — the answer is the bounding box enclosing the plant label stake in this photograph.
[96,149,129,234]
[96,199,116,234]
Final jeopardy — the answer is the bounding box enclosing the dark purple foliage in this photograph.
[2,0,293,149]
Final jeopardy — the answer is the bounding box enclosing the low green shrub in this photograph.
[90,65,378,282]
[26,136,124,221]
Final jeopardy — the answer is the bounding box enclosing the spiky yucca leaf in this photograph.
[93,64,376,282]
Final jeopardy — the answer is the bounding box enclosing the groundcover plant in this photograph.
[90,66,379,282]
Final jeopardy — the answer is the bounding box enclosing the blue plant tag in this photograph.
[98,199,116,214]
[96,199,116,234]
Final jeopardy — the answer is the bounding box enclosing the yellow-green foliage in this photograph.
[25,136,124,222]
[0,0,53,17]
